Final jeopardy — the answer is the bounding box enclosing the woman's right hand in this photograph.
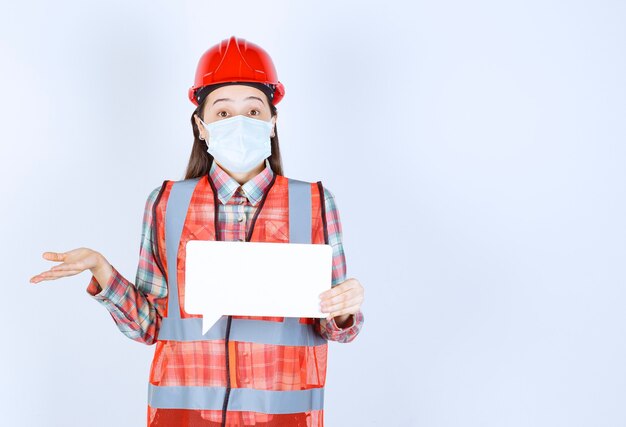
[30,248,111,285]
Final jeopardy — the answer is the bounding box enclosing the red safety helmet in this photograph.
[188,35,285,106]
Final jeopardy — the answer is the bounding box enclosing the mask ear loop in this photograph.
[194,104,208,142]
[197,117,207,141]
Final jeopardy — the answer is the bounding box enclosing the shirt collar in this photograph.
[209,159,275,206]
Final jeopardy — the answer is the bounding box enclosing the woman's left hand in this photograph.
[319,278,364,323]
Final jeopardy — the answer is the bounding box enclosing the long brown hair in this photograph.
[184,96,284,180]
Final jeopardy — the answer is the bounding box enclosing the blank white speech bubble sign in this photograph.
[185,240,333,335]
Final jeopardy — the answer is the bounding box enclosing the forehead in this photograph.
[206,84,267,107]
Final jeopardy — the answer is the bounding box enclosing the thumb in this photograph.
[42,252,66,261]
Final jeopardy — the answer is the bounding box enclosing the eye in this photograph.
[217,111,228,118]
[249,109,260,116]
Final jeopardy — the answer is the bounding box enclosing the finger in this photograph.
[322,297,363,314]
[321,296,363,314]
[318,280,356,300]
[33,271,83,282]
[50,262,83,272]
[31,269,82,283]
[319,284,354,303]
[43,252,66,262]
[320,287,363,306]
[30,270,56,282]
[320,292,355,311]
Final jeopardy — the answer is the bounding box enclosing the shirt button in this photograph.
[237,238,244,242]
[238,216,244,222]
[242,351,249,356]
[239,199,245,205]
[241,377,250,384]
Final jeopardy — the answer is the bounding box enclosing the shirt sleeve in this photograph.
[85,185,167,346]
[314,186,365,343]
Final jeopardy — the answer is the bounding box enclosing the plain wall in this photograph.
[2,0,626,426]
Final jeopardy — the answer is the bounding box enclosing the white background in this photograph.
[3,1,626,426]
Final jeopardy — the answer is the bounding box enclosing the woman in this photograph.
[30,35,365,427]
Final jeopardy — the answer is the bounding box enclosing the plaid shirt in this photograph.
[86,159,364,345]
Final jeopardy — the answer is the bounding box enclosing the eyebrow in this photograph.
[212,96,265,106]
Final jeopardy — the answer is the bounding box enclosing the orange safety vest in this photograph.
[147,171,330,426]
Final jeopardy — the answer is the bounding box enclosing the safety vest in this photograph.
[147,171,330,427]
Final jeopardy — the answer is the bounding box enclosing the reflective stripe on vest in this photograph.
[148,384,324,413]
[156,177,326,346]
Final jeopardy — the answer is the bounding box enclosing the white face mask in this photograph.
[200,115,274,174]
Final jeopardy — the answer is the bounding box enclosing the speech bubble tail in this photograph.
[202,315,221,335]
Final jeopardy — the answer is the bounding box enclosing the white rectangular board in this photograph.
[184,239,333,334]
